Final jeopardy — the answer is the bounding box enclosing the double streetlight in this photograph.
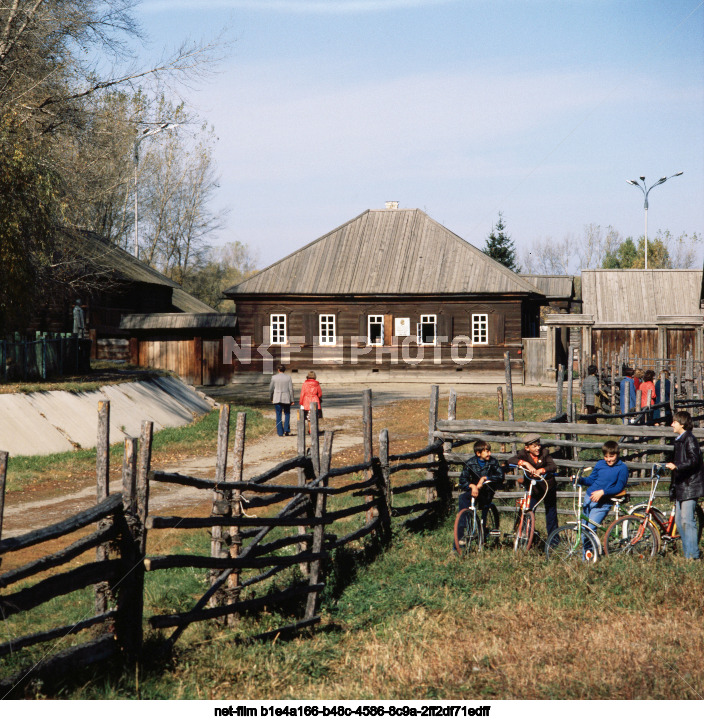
[626,171,683,270]
[133,122,179,258]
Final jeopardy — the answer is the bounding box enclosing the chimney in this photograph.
[385,201,399,210]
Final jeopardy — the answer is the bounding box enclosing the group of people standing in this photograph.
[458,410,703,560]
[268,365,323,437]
[581,364,672,426]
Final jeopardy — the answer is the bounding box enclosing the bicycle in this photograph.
[545,466,602,564]
[507,464,550,552]
[602,463,662,558]
[453,477,500,556]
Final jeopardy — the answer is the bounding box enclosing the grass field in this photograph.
[2,391,703,700]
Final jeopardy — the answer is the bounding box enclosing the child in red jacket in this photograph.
[299,371,323,434]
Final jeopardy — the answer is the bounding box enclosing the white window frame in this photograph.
[416,314,437,346]
[270,313,287,345]
[319,314,336,345]
[368,315,384,346]
[471,313,489,345]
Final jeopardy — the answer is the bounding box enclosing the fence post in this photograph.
[117,436,141,661]
[610,359,616,414]
[41,336,47,380]
[297,407,310,567]
[566,345,574,418]
[379,428,392,512]
[0,451,7,544]
[364,389,375,521]
[310,402,320,478]
[95,401,110,615]
[426,385,439,505]
[305,430,334,621]
[504,351,514,419]
[556,364,564,417]
[129,419,153,662]
[496,387,506,452]
[686,351,694,398]
[228,411,246,628]
[210,405,230,610]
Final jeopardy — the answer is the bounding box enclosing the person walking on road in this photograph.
[269,365,294,436]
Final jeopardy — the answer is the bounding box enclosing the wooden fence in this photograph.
[0,489,143,695]
[1,335,91,382]
[5,381,699,694]
[0,394,449,694]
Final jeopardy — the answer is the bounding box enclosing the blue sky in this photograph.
[135,0,704,270]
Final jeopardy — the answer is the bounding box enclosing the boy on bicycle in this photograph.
[581,440,629,531]
[508,433,559,539]
[456,441,504,546]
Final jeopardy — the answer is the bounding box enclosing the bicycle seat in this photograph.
[610,489,630,503]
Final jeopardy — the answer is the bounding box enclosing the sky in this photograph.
[134,0,704,271]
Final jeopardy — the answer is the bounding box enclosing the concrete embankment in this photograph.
[0,376,214,457]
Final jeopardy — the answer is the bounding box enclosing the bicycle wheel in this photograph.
[603,514,660,558]
[454,508,483,556]
[629,503,667,526]
[546,524,600,563]
[513,510,535,552]
[482,504,501,548]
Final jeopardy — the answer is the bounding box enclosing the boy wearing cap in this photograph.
[508,434,559,539]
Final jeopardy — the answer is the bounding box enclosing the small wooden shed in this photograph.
[120,313,238,386]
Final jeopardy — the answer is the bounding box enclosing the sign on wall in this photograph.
[395,317,411,337]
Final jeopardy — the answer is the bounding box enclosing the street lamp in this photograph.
[626,171,683,270]
[133,122,179,258]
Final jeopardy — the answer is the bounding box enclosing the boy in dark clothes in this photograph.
[508,433,559,539]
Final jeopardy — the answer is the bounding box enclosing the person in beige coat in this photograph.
[269,365,294,436]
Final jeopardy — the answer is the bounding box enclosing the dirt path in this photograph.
[1,382,553,538]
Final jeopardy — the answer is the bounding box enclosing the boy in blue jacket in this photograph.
[581,440,629,531]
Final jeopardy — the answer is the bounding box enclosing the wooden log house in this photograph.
[224,205,545,382]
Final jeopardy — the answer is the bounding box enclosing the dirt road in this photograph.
[1,382,553,537]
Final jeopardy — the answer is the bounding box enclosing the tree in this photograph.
[578,224,623,270]
[483,212,519,271]
[0,123,59,333]
[0,2,227,332]
[602,235,671,269]
[180,242,259,311]
[521,236,571,275]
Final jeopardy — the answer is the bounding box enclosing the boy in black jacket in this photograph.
[455,440,505,549]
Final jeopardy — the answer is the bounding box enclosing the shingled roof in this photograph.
[226,208,543,297]
[582,269,704,326]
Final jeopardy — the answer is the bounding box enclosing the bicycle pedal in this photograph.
[488,530,501,537]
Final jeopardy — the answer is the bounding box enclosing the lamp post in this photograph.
[133,122,179,258]
[626,171,683,270]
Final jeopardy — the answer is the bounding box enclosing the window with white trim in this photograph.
[270,314,287,345]
[368,315,384,346]
[472,313,488,345]
[417,314,437,345]
[319,314,336,345]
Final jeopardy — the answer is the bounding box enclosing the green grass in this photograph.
[4,406,271,492]
[5,491,703,700]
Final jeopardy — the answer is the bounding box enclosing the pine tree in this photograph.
[483,212,520,272]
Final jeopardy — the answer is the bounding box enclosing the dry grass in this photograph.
[5,392,704,700]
